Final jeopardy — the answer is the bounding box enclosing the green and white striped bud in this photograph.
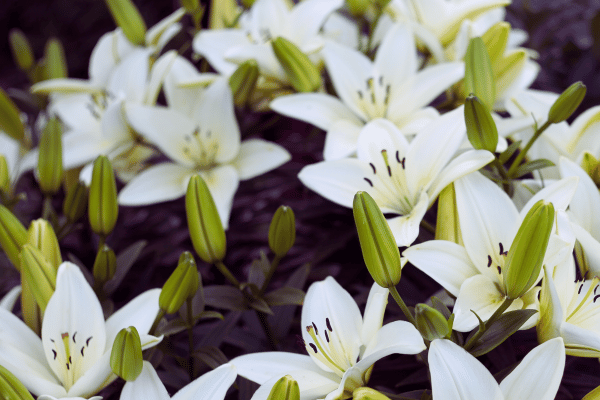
[27,219,61,269]
[185,175,226,263]
[104,0,147,45]
[19,244,56,312]
[229,60,259,107]
[42,38,68,80]
[504,200,554,299]
[0,364,35,400]
[0,205,27,270]
[63,181,88,223]
[0,155,10,195]
[9,29,34,72]
[464,37,496,111]
[548,81,586,124]
[415,303,451,341]
[353,191,401,288]
[89,155,119,236]
[464,94,498,153]
[272,37,322,93]
[37,117,63,195]
[93,245,117,286]
[268,205,295,257]
[0,87,24,142]
[353,387,392,400]
[266,375,300,400]
[110,326,143,381]
[159,251,199,314]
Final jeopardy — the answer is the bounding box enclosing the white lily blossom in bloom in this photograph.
[271,24,465,160]
[298,108,494,246]
[231,277,425,400]
[0,262,162,398]
[0,285,21,311]
[38,396,102,400]
[404,171,578,331]
[118,57,290,228]
[429,338,565,400]
[119,361,236,400]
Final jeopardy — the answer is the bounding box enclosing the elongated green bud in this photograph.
[346,0,370,16]
[9,29,34,72]
[159,251,199,314]
[180,0,200,13]
[353,388,392,400]
[0,155,9,195]
[268,205,295,257]
[0,205,27,270]
[43,38,68,80]
[504,200,554,299]
[272,37,321,93]
[105,0,147,46]
[353,191,401,288]
[548,81,586,124]
[27,219,61,269]
[464,37,496,111]
[110,326,143,381]
[19,244,56,312]
[229,60,259,107]
[93,245,117,286]
[0,88,24,142]
[63,181,88,223]
[414,303,451,341]
[37,117,63,195]
[0,364,35,400]
[185,175,226,263]
[464,94,498,153]
[89,156,118,236]
[481,22,509,64]
[266,375,300,400]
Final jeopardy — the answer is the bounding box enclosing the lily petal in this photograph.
[231,139,290,180]
[361,284,389,345]
[199,165,240,229]
[104,288,161,345]
[248,368,340,400]
[323,119,364,160]
[120,361,170,400]
[118,163,195,206]
[386,191,429,247]
[0,285,21,311]
[171,363,236,400]
[289,0,342,45]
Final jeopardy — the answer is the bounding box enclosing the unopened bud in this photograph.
[229,60,259,107]
[268,205,295,257]
[464,94,498,153]
[0,205,28,270]
[0,87,24,142]
[63,181,88,223]
[110,326,143,381]
[9,29,34,72]
[464,37,496,111]
[43,38,68,80]
[481,22,510,64]
[105,0,147,45]
[159,251,199,314]
[0,155,10,195]
[415,303,451,341]
[353,191,401,288]
[89,155,118,236]
[180,0,200,13]
[27,219,61,269]
[266,375,300,400]
[272,37,321,93]
[0,364,34,400]
[19,244,56,312]
[37,117,63,195]
[504,200,554,299]
[185,175,226,263]
[241,0,255,7]
[548,81,586,124]
[353,387,392,400]
[346,0,370,16]
[93,245,117,285]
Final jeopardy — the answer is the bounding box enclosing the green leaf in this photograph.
[250,297,273,315]
[469,309,537,357]
[264,286,305,306]
[512,159,555,178]
[204,285,246,311]
[498,140,522,165]
[193,346,229,369]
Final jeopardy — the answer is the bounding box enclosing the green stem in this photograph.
[257,310,278,351]
[149,309,166,336]
[420,219,435,235]
[507,121,552,177]
[389,286,417,326]
[492,158,512,195]
[186,298,195,380]
[215,260,240,288]
[41,195,53,221]
[463,297,514,351]
[259,254,282,296]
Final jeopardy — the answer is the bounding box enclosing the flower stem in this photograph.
[259,254,282,296]
[389,286,417,326]
[215,260,240,288]
[149,309,166,336]
[463,297,514,351]
[507,120,552,177]
[186,298,195,380]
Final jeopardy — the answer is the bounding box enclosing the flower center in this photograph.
[567,277,600,326]
[486,242,508,287]
[182,128,219,170]
[303,318,354,377]
[356,76,391,120]
[48,331,95,391]
[362,149,413,214]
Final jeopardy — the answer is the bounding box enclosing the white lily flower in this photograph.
[271,23,465,160]
[429,337,565,400]
[404,171,578,331]
[0,285,21,311]
[0,262,162,398]
[38,396,102,400]
[118,57,290,228]
[298,108,494,246]
[119,361,236,400]
[231,277,425,400]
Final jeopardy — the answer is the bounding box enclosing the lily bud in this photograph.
[581,152,600,187]
[504,200,554,299]
[63,181,88,223]
[180,0,200,14]
[0,204,28,270]
[241,0,255,7]
[548,81,586,124]
[43,38,68,80]
[9,29,34,72]
[266,375,300,400]
[37,117,63,195]
[27,219,61,269]
[19,244,56,312]
[89,155,119,236]
[0,364,34,400]
[0,87,24,142]
[93,245,117,286]
[272,37,322,93]
[0,155,10,195]
[481,22,509,64]
[229,60,259,107]
[464,37,496,111]
[268,205,295,257]
[159,251,199,314]
[353,191,401,288]
[414,303,451,341]
[346,0,370,16]
[464,94,498,153]
[105,0,147,46]
[110,326,143,381]
[353,387,392,400]
[185,175,226,263]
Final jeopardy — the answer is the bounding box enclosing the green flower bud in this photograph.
[353,191,401,288]
[272,37,322,93]
[93,245,117,286]
[346,0,370,16]
[37,117,63,195]
[89,155,119,236]
[504,200,554,299]
[0,205,28,270]
[353,387,392,400]
[548,81,586,124]
[19,244,56,312]
[464,94,498,153]
[27,219,62,269]
[414,303,451,341]
[464,37,496,111]
[435,183,461,244]
[268,205,295,257]
[481,22,509,65]
[110,326,143,381]
[159,251,199,314]
[63,181,88,223]
[0,87,24,142]
[105,0,147,46]
[185,175,226,263]
[0,155,10,195]
[241,0,255,7]
[43,38,68,80]
[9,29,34,72]
[0,364,35,400]
[266,375,300,400]
[229,60,259,108]
[180,0,200,13]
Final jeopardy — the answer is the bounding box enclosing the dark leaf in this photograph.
[104,240,147,295]
[469,309,538,357]
[204,285,246,311]
[498,140,522,165]
[513,159,555,178]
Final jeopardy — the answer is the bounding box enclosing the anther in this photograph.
[387,166,392,177]
[326,318,332,332]
[364,177,373,187]
[487,255,492,268]
[595,285,599,295]
[86,337,92,346]
[72,332,77,343]
[52,350,57,360]
[81,347,85,357]
[395,151,401,164]
[497,266,501,274]
[324,330,330,343]
[499,243,507,256]
[312,322,319,335]
[66,363,70,370]
[309,343,318,353]
[578,284,584,295]
[594,294,600,303]
[369,163,376,174]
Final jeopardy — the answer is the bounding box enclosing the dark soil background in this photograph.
[0,1,600,399]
